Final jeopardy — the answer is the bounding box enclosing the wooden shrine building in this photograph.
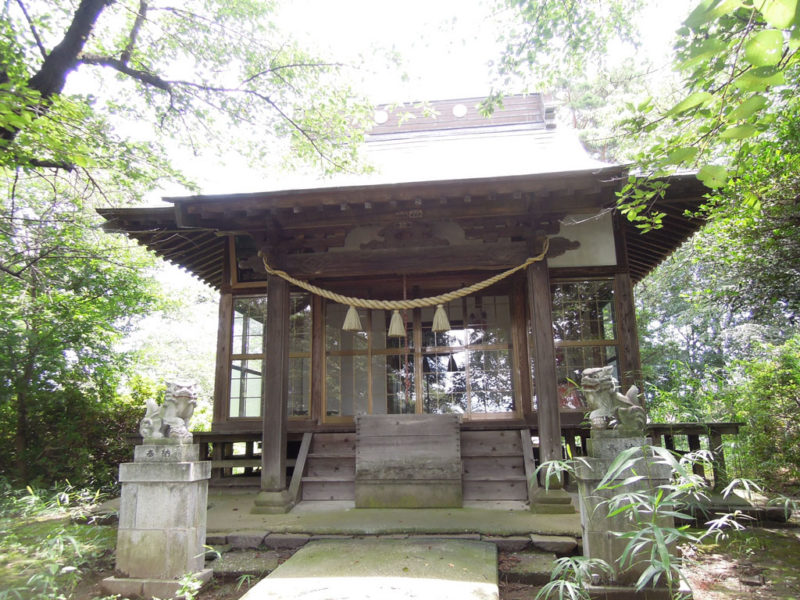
[100,95,706,512]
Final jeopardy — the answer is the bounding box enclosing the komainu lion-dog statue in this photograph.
[581,366,646,435]
[139,381,198,442]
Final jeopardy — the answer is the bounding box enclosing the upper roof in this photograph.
[99,95,707,289]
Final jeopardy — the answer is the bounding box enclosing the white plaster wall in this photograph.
[548,211,617,268]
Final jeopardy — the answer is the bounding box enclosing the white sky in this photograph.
[154,0,691,198]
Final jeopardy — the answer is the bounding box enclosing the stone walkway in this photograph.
[238,539,499,600]
[205,491,581,554]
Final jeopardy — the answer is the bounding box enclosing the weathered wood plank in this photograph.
[462,456,525,478]
[615,272,642,393]
[274,242,531,279]
[527,261,563,474]
[260,275,290,491]
[288,432,312,505]
[460,430,523,455]
[520,428,538,500]
[355,414,462,507]
[212,292,233,427]
[309,432,356,455]
[463,479,528,501]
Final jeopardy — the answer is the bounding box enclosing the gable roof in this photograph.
[99,95,707,289]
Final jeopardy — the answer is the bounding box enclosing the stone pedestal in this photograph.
[252,489,294,514]
[575,435,673,587]
[102,442,212,599]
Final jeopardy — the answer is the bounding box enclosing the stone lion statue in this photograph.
[139,381,198,442]
[581,366,646,434]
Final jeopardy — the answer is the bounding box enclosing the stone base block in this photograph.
[102,568,213,599]
[586,579,692,600]
[529,487,575,514]
[252,490,293,514]
[355,480,462,508]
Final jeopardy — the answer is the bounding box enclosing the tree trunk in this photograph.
[2,0,113,143]
[14,369,33,483]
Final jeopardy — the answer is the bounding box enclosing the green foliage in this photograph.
[0,480,116,600]
[0,171,164,487]
[489,0,643,99]
[1,0,374,489]
[725,336,800,487]
[538,447,759,597]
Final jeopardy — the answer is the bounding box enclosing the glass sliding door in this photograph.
[324,293,516,421]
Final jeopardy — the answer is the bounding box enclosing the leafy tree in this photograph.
[0,171,163,485]
[725,335,800,487]
[1,0,373,485]
[1,0,370,178]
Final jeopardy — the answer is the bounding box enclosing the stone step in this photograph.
[498,550,557,586]
[239,539,499,600]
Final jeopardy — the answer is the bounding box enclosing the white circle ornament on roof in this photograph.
[374,110,389,124]
[452,103,467,118]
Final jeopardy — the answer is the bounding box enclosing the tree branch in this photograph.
[79,54,171,91]
[121,0,148,65]
[15,0,48,61]
[28,0,113,99]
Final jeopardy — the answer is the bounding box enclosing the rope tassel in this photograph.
[432,304,450,333]
[388,309,406,337]
[342,305,363,331]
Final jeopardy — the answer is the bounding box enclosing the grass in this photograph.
[0,479,117,600]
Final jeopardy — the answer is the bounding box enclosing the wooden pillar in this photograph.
[526,261,561,467]
[211,291,233,429]
[253,275,292,513]
[709,430,728,490]
[527,260,573,513]
[511,276,533,421]
[614,272,643,393]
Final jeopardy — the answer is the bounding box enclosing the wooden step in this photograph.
[309,433,356,455]
[463,478,528,501]
[460,430,530,501]
[301,478,355,501]
[460,430,523,455]
[305,455,356,478]
[462,455,525,479]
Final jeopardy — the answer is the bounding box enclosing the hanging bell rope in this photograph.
[259,237,550,331]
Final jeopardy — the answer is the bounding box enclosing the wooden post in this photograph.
[211,292,233,429]
[253,275,293,513]
[527,261,561,467]
[527,260,573,513]
[512,276,533,420]
[709,430,728,491]
[614,272,642,394]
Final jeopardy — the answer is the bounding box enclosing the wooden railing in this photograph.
[191,422,743,489]
[560,422,743,489]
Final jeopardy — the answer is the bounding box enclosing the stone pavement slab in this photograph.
[239,538,498,600]
[206,491,581,538]
[211,550,280,577]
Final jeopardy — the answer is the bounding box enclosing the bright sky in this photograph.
[276,0,500,102]
[277,0,692,103]
[147,0,693,199]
